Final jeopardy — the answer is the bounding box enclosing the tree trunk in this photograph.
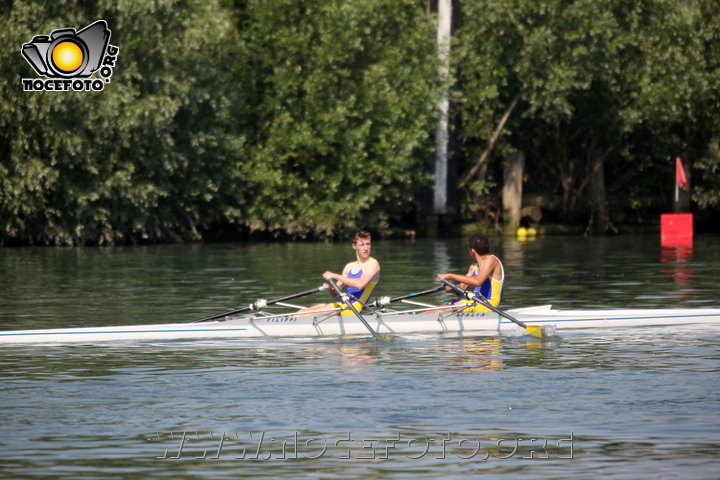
[502,150,525,233]
[587,153,616,235]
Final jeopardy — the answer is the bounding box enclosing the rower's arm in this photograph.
[441,273,483,288]
[323,260,379,291]
[322,263,350,295]
[437,260,495,289]
[456,264,476,290]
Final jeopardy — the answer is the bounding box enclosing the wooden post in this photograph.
[586,155,618,235]
[502,151,525,233]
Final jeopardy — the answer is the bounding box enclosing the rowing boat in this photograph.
[2,303,720,344]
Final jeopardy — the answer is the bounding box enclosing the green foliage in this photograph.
[1,0,718,245]
[689,0,720,209]
[1,0,247,244]
[234,0,440,237]
[0,0,439,244]
[454,0,720,225]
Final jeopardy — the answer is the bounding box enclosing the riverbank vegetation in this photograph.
[1,0,718,245]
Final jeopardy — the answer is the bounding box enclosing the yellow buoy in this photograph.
[516,227,527,239]
[527,227,537,237]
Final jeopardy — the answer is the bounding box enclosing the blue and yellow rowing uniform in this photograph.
[453,256,505,313]
[330,258,379,316]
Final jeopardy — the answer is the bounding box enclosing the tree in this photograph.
[0,0,246,244]
[689,0,720,213]
[0,0,441,244]
[453,0,717,231]
[233,0,440,237]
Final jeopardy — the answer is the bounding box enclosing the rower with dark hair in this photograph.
[435,233,505,312]
[298,230,380,315]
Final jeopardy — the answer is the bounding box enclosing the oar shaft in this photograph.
[192,286,323,323]
[325,277,377,337]
[388,286,444,303]
[261,287,325,307]
[440,279,528,328]
[371,286,443,308]
[475,293,528,328]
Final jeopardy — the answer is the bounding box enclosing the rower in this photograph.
[297,230,381,316]
[435,233,505,312]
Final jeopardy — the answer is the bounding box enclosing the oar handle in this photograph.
[324,276,377,337]
[440,279,529,328]
[192,286,324,323]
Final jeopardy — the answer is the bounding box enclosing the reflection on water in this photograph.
[313,335,560,374]
[446,337,504,371]
[499,237,527,279]
[311,336,507,374]
[661,245,694,264]
[432,240,452,274]
[660,245,694,295]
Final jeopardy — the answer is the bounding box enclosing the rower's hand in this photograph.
[323,272,341,296]
[436,274,451,290]
[322,281,336,296]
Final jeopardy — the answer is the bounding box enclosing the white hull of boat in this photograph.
[2,305,720,344]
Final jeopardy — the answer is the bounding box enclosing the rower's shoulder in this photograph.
[363,257,380,274]
[476,254,500,271]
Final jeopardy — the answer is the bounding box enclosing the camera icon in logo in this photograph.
[21,20,110,78]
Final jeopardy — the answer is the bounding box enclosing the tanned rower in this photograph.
[435,233,505,312]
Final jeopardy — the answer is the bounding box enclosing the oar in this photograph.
[191,286,324,323]
[370,286,444,308]
[324,276,377,337]
[440,279,548,338]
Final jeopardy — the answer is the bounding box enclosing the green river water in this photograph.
[1,235,719,479]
